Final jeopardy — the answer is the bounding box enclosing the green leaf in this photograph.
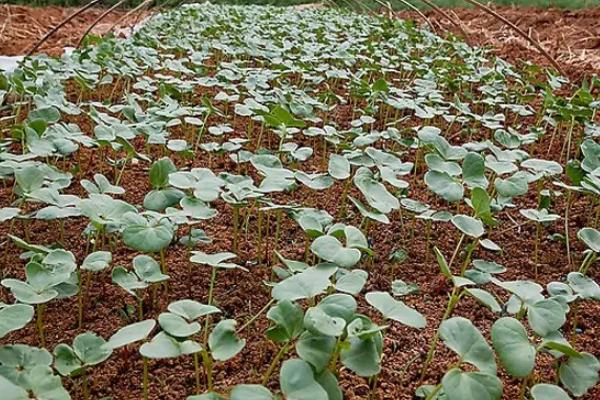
[104,320,156,349]
[140,332,201,359]
[425,171,464,203]
[122,213,174,253]
[0,374,27,399]
[341,335,381,377]
[296,331,336,371]
[158,312,201,338]
[20,365,70,400]
[471,187,496,226]
[567,272,600,300]
[190,251,242,269]
[491,317,535,378]
[143,188,185,212]
[187,393,224,400]
[494,172,528,198]
[295,171,334,190]
[230,384,273,400]
[279,359,328,400]
[167,300,220,320]
[81,251,112,272]
[304,307,345,337]
[434,247,452,279]
[317,294,357,323]
[133,255,169,283]
[272,265,336,302]
[0,208,20,223]
[530,384,572,400]
[266,300,304,343]
[451,215,485,238]
[208,319,245,361]
[559,353,600,396]
[441,368,502,400]
[72,332,111,365]
[311,235,361,268]
[578,227,600,252]
[365,291,426,328]
[1,278,58,305]
[0,304,34,338]
[349,196,390,224]
[315,369,342,400]
[528,298,566,337]
[53,344,82,376]
[354,170,399,213]
[111,266,148,297]
[465,288,501,313]
[149,157,177,189]
[335,269,368,295]
[328,154,350,180]
[439,317,496,375]
[392,279,419,297]
[462,152,488,189]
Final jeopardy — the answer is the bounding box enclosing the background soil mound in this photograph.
[0,4,142,57]
[397,6,600,81]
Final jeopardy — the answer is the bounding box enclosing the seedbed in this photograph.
[0,4,599,400]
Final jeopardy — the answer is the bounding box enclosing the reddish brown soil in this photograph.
[397,6,600,82]
[0,4,146,57]
[0,5,599,400]
[1,83,599,399]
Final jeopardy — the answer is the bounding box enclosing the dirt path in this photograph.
[397,6,600,81]
[0,4,146,57]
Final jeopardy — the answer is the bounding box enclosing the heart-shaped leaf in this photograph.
[311,235,361,268]
[439,317,496,375]
[279,359,328,400]
[365,291,426,328]
[491,317,535,378]
[208,319,245,361]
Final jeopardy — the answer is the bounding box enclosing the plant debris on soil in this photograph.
[0,4,146,57]
[397,6,600,82]
[0,3,599,400]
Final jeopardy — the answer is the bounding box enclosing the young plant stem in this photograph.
[518,374,530,400]
[273,210,282,264]
[561,116,575,165]
[138,297,144,321]
[202,267,218,350]
[36,304,46,347]
[82,367,90,400]
[424,220,432,262]
[200,350,214,391]
[337,177,352,219]
[534,222,541,279]
[425,383,442,400]
[115,157,130,186]
[261,342,291,386]
[460,239,478,276]
[329,336,343,373]
[159,249,167,275]
[193,352,201,394]
[77,269,87,328]
[564,190,574,268]
[257,210,263,263]
[368,374,379,400]
[232,205,240,253]
[448,234,465,269]
[579,251,597,275]
[419,287,462,382]
[237,298,275,334]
